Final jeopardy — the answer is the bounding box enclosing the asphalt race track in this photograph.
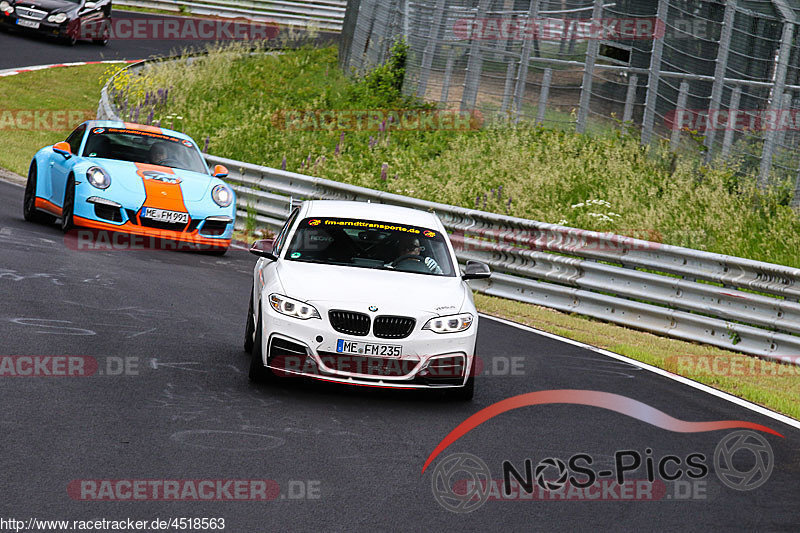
[0,10,336,71]
[0,176,798,530]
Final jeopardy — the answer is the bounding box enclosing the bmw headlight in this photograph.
[211,184,233,207]
[423,313,473,333]
[269,294,320,320]
[48,13,68,23]
[86,166,110,189]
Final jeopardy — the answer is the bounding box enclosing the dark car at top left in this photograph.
[0,0,111,45]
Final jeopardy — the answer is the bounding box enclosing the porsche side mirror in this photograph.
[250,239,277,261]
[53,141,71,158]
[462,260,491,280]
[212,164,229,178]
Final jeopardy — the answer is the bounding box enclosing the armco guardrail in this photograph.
[98,59,800,363]
[115,0,346,32]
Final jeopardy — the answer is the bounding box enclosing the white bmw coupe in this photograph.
[244,200,491,400]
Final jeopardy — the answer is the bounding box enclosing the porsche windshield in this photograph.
[82,127,208,174]
[285,217,456,277]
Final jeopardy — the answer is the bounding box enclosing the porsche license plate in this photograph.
[141,207,189,224]
[17,19,40,29]
[336,339,401,357]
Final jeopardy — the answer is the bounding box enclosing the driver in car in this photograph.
[396,235,442,274]
[149,142,170,166]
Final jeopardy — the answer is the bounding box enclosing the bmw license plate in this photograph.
[141,207,189,224]
[16,18,40,29]
[337,339,401,357]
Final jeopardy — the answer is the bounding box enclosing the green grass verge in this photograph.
[0,64,115,175]
[475,293,800,420]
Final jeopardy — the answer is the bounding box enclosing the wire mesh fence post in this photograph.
[500,56,517,116]
[349,0,377,74]
[776,91,792,148]
[460,0,491,113]
[721,85,742,159]
[536,67,552,125]
[416,0,447,99]
[622,74,638,135]
[793,165,800,208]
[440,46,455,104]
[339,0,363,71]
[512,0,540,123]
[641,0,669,145]
[576,0,603,133]
[703,0,735,163]
[758,18,795,188]
[670,81,689,151]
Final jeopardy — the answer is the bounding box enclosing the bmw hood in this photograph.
[88,158,215,202]
[275,261,467,315]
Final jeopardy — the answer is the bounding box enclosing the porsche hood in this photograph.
[87,158,215,202]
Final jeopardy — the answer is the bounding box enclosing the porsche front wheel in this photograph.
[23,162,56,224]
[60,176,75,233]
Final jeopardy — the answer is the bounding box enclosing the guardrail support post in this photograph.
[641,0,669,145]
[576,0,603,133]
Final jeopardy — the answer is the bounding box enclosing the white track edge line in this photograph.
[479,313,800,431]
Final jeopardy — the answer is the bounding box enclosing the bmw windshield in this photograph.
[284,217,456,277]
[82,127,208,174]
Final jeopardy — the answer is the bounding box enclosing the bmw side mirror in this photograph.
[212,164,229,178]
[53,141,72,158]
[462,260,491,280]
[250,239,277,261]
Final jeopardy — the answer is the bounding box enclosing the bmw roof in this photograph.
[301,200,444,229]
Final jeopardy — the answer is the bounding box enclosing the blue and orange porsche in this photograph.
[23,120,235,254]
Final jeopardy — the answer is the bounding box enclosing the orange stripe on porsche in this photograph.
[123,122,163,134]
[35,197,62,216]
[72,216,230,247]
[134,163,188,214]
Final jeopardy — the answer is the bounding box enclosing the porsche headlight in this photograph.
[269,294,320,320]
[211,184,233,207]
[86,166,110,189]
[48,13,67,23]
[423,313,473,334]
